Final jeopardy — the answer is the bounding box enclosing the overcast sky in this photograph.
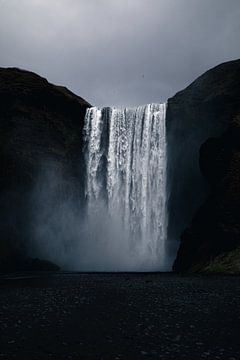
[0,0,240,107]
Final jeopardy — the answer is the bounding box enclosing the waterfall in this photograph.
[83,103,167,271]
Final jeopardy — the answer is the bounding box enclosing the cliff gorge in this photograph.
[1,60,240,272]
[0,68,90,270]
[169,59,240,271]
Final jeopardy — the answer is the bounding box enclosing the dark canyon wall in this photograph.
[0,68,90,270]
[167,59,240,271]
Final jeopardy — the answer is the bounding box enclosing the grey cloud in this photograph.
[0,0,240,106]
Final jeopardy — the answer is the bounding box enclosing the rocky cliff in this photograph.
[0,67,91,270]
[169,59,240,271]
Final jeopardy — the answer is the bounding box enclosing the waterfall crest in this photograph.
[83,103,167,271]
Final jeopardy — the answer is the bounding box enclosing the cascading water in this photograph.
[83,103,167,271]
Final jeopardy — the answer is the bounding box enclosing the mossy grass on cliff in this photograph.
[195,247,240,275]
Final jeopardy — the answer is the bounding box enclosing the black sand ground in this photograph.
[0,273,239,359]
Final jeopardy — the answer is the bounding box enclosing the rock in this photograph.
[0,251,60,272]
[167,59,240,247]
[22,257,60,271]
[171,60,240,272]
[199,247,240,275]
[174,115,240,271]
[0,67,91,270]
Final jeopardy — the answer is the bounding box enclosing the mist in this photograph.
[30,163,172,271]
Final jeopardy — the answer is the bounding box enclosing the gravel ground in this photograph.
[0,273,240,359]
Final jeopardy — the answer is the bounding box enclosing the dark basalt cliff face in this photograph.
[0,67,91,270]
[169,59,240,271]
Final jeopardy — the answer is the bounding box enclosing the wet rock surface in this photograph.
[0,273,240,359]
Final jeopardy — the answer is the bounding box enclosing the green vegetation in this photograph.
[200,247,240,275]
